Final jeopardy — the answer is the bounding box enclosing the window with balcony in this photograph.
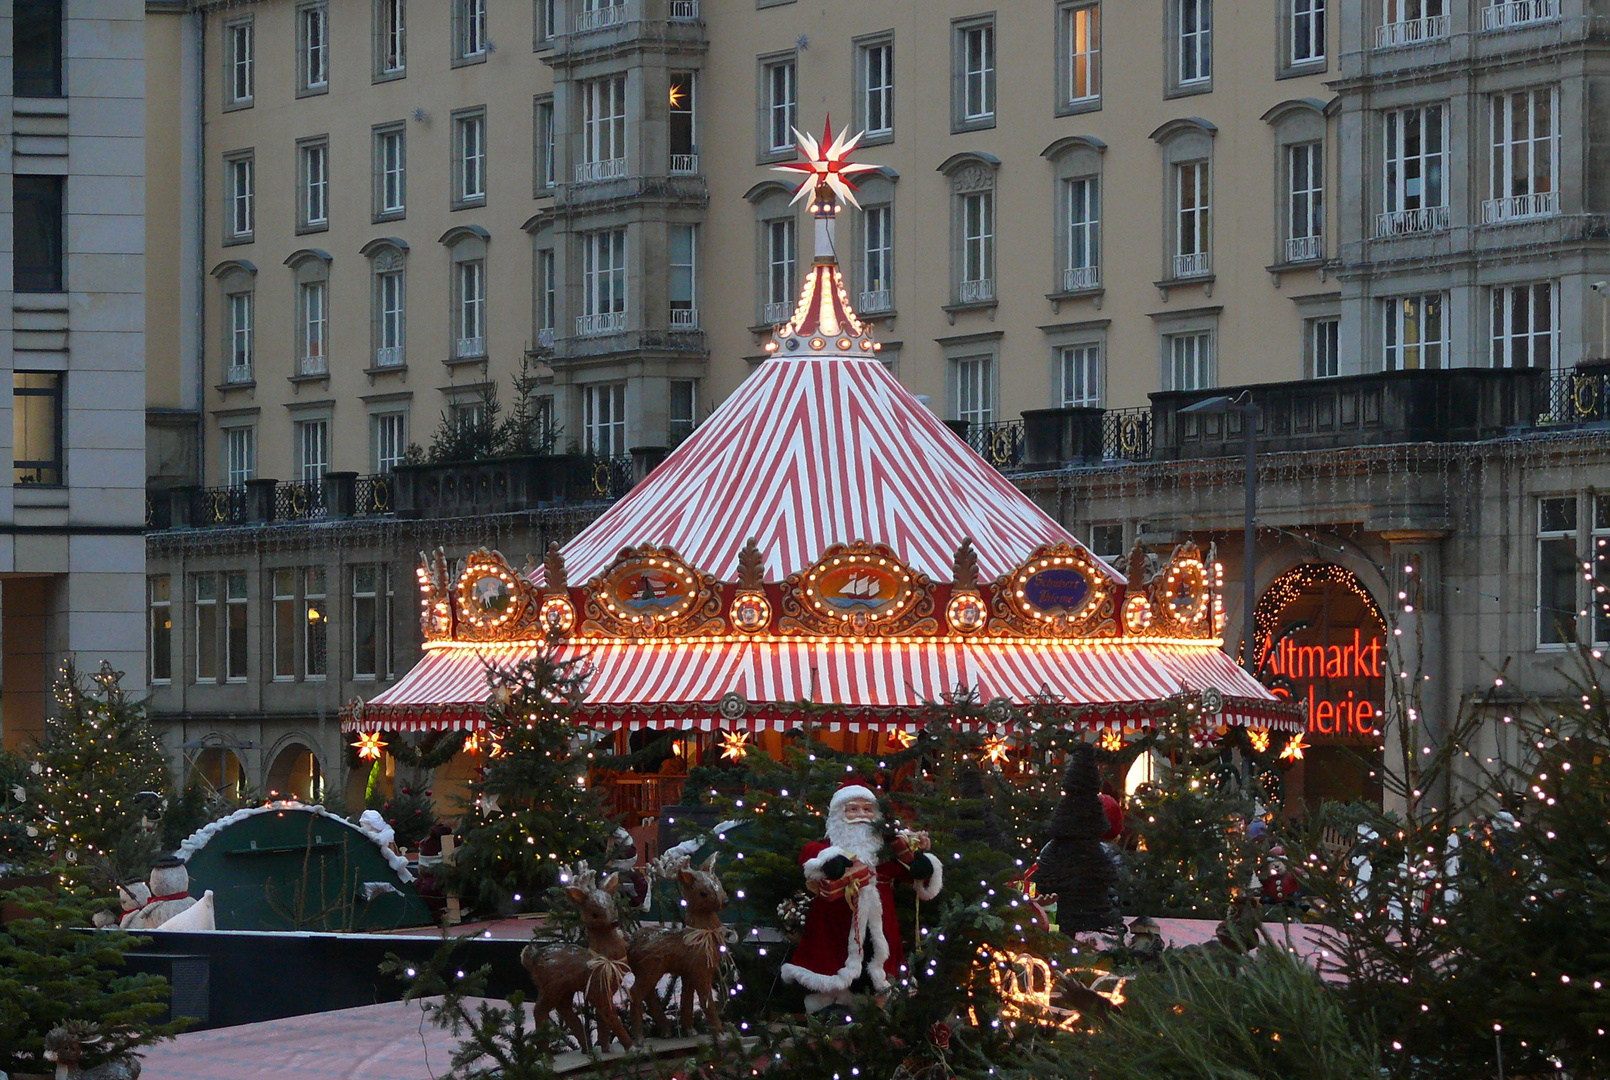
[960,191,995,304]
[14,0,63,97]
[1378,0,1446,49]
[763,216,796,323]
[227,292,254,383]
[374,124,406,219]
[14,372,63,486]
[670,380,697,445]
[304,567,327,678]
[297,419,329,485]
[1382,293,1445,370]
[1309,317,1340,377]
[225,426,255,488]
[454,109,487,206]
[1174,161,1211,278]
[1290,0,1325,65]
[1059,3,1100,110]
[953,356,995,427]
[859,37,894,139]
[457,260,486,358]
[1491,282,1556,369]
[670,224,698,328]
[953,18,995,130]
[761,56,797,156]
[1060,344,1103,408]
[580,229,627,336]
[373,412,406,473]
[195,574,218,682]
[1380,104,1447,235]
[1287,142,1323,262]
[455,0,488,64]
[536,97,557,190]
[1064,177,1100,291]
[577,0,627,32]
[1538,495,1578,646]
[861,204,893,313]
[1173,0,1211,91]
[225,17,254,107]
[226,152,254,243]
[298,281,328,376]
[1167,332,1214,390]
[149,576,172,685]
[298,2,329,94]
[226,571,248,682]
[366,242,406,368]
[1487,87,1558,224]
[374,0,406,79]
[580,75,628,182]
[583,382,627,456]
[670,72,697,173]
[299,137,329,232]
[537,248,557,345]
[14,174,64,293]
[1483,0,1559,31]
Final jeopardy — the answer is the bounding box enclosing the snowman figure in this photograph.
[122,856,199,930]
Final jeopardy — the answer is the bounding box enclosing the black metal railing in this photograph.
[967,420,1025,470]
[192,486,250,526]
[355,473,395,516]
[1539,367,1610,427]
[146,490,173,531]
[274,479,327,522]
[587,454,634,500]
[1102,408,1154,461]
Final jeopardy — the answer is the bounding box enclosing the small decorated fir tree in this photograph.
[1034,743,1119,931]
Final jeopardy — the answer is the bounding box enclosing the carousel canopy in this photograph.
[347,124,1295,739]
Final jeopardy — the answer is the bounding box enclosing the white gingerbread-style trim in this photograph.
[175,801,414,883]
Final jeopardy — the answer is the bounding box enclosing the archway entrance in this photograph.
[1255,563,1385,811]
[190,746,247,801]
[265,744,324,803]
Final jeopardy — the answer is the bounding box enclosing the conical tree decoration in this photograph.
[1035,742,1120,931]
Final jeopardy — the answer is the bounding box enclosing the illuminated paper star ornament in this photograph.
[352,731,384,761]
[1280,733,1307,762]
[774,118,879,209]
[719,730,752,762]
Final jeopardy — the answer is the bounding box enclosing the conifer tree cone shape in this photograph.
[1035,743,1120,931]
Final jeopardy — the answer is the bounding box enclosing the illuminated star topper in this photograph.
[774,117,880,209]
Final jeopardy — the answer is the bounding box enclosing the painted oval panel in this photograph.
[1020,568,1091,613]
[816,564,901,611]
[470,574,513,615]
[607,565,692,612]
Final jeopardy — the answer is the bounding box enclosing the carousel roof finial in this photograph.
[773,116,878,212]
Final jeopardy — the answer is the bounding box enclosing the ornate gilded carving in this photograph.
[947,538,988,634]
[989,543,1115,638]
[580,545,725,638]
[1147,542,1212,638]
[453,548,543,642]
[730,538,772,634]
[543,541,570,593]
[417,548,455,642]
[779,541,937,637]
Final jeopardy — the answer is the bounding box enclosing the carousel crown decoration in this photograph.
[764,118,884,360]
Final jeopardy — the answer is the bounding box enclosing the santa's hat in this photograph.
[828,778,879,811]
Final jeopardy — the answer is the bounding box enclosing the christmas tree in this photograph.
[32,662,172,888]
[442,646,614,914]
[1034,742,1119,931]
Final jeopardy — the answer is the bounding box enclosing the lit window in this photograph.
[1382,294,1445,370]
[1064,5,1099,104]
[304,567,327,679]
[13,371,62,486]
[149,576,173,685]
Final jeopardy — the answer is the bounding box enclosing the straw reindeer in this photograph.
[629,852,729,1038]
[520,872,635,1051]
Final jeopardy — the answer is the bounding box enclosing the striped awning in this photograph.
[344,638,1299,734]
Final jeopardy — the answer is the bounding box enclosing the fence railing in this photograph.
[355,473,395,516]
[966,419,1025,470]
[576,311,626,337]
[669,307,699,329]
[1482,190,1558,224]
[455,336,485,359]
[587,454,634,500]
[1062,265,1100,291]
[1376,205,1450,237]
[669,153,699,174]
[575,157,628,184]
[536,326,555,348]
[1285,235,1323,263]
[1376,14,1449,48]
[959,278,995,304]
[761,301,792,324]
[576,2,627,32]
[1538,368,1610,427]
[374,345,403,368]
[1173,252,1211,279]
[668,0,698,18]
[298,354,328,377]
[226,364,254,385]
[859,289,892,313]
[1103,407,1154,461]
[275,479,327,521]
[1482,0,1558,30]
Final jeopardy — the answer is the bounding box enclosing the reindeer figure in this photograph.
[629,852,729,1038]
[520,873,635,1051]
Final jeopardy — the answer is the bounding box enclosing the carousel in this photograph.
[342,123,1297,819]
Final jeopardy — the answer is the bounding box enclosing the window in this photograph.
[1090,525,1125,562]
[580,229,627,334]
[375,0,406,78]
[954,356,994,427]
[300,139,329,231]
[1061,4,1100,107]
[955,20,995,127]
[861,204,893,311]
[1168,332,1214,390]
[1483,0,1560,31]
[1491,282,1556,370]
[304,568,327,679]
[1594,497,1610,647]
[1487,87,1558,223]
[373,412,406,473]
[353,565,380,679]
[538,249,557,340]
[1061,345,1103,408]
[457,260,486,356]
[860,39,894,138]
[670,72,697,171]
[536,98,556,189]
[374,125,406,219]
[299,2,329,93]
[297,418,329,482]
[195,575,218,682]
[1381,104,1447,235]
[1177,0,1211,87]
[13,372,63,486]
[765,217,796,320]
[580,75,627,180]
[227,292,254,382]
[1310,318,1340,377]
[454,110,486,206]
[1383,293,1445,370]
[670,225,697,327]
[14,0,63,97]
[1380,0,1446,47]
[376,265,405,366]
[13,175,65,293]
[670,380,697,445]
[226,153,254,242]
[1064,177,1100,290]
[149,576,173,685]
[1287,143,1323,261]
[299,281,327,375]
[273,569,297,679]
[961,191,995,303]
[456,0,488,62]
[225,426,255,487]
[225,18,254,106]
[583,382,627,456]
[1538,496,1578,645]
[1175,161,1211,277]
[538,0,557,42]
[226,572,248,682]
[1291,0,1324,64]
[763,57,797,154]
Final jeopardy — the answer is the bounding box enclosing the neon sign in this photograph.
[1255,566,1385,743]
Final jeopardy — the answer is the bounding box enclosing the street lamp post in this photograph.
[1181,393,1262,674]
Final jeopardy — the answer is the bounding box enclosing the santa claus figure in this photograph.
[780,781,944,1014]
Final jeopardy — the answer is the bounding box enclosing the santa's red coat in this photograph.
[780,839,943,994]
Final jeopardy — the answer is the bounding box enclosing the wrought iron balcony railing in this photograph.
[1482,190,1558,225]
[1376,205,1450,237]
[1285,235,1323,263]
[1482,0,1558,30]
[1376,14,1449,48]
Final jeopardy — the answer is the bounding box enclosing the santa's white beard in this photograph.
[825,816,883,866]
